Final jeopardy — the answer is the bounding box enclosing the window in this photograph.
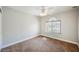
[46,17,61,34]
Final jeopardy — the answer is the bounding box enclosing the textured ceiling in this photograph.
[8,6,75,16]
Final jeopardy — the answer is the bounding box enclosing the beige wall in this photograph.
[1,7,40,48]
[40,10,78,42]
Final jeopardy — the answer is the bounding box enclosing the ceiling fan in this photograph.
[39,6,55,16]
[40,6,48,16]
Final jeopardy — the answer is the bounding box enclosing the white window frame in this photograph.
[46,17,61,34]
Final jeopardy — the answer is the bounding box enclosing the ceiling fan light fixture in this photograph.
[40,13,47,16]
[40,12,47,16]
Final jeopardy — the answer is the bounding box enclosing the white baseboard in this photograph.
[1,34,39,49]
[40,34,79,47]
[1,34,79,49]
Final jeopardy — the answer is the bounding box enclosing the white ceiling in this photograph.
[8,6,75,16]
